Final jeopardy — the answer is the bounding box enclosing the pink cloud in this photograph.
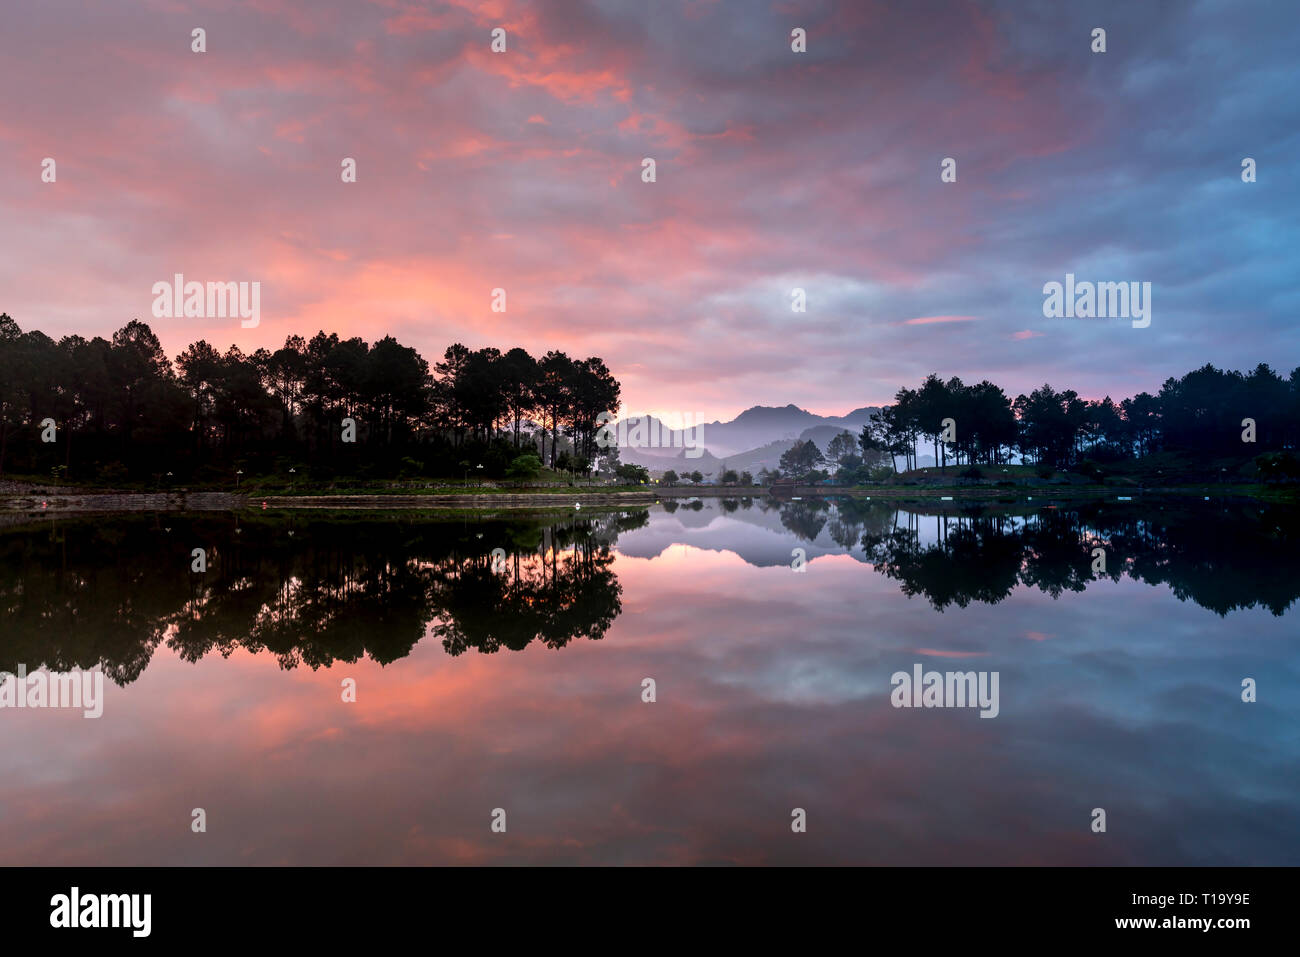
[0,0,1120,420]
[903,315,981,326]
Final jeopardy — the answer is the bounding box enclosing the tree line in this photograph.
[0,315,620,481]
[3,312,1296,485]
[771,365,1300,482]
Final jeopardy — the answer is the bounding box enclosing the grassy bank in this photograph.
[3,460,1298,511]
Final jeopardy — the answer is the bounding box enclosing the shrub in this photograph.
[505,453,543,481]
[1077,459,1105,483]
[615,463,650,484]
[1255,451,1300,483]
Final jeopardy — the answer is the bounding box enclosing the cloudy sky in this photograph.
[1,0,1297,420]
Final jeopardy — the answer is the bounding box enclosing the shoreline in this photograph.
[0,482,1293,513]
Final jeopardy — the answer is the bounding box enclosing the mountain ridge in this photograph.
[613,403,879,473]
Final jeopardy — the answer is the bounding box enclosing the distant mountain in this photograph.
[699,405,876,456]
[798,424,860,453]
[617,439,797,476]
[612,404,879,468]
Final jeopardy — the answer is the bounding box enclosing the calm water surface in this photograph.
[1,498,1297,864]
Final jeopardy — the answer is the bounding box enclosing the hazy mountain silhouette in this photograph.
[615,404,879,470]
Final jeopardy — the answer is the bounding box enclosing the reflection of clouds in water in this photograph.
[622,500,1300,617]
[0,503,1297,865]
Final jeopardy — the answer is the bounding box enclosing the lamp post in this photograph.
[236,469,243,488]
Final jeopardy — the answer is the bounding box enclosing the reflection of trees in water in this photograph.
[5,500,1297,686]
[825,497,897,550]
[861,502,1300,615]
[0,510,645,685]
[661,495,756,515]
[763,498,830,541]
[0,518,171,685]
[431,515,640,655]
[865,521,1024,609]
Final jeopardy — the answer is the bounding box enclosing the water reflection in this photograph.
[627,497,1300,615]
[1,499,1297,865]
[0,510,646,684]
[3,501,1299,687]
[862,501,1300,614]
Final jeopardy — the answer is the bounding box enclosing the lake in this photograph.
[1,497,1296,864]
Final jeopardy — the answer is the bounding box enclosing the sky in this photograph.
[1,0,1297,422]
